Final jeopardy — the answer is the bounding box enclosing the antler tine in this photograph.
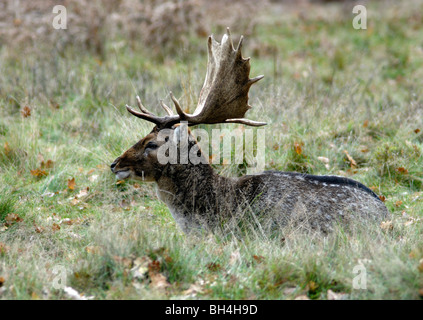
[136,96,151,114]
[160,99,174,116]
[126,104,161,125]
[126,96,180,128]
[170,92,186,119]
[225,118,267,126]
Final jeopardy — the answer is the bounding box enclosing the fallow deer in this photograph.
[111,29,388,235]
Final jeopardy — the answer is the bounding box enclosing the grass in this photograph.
[0,0,422,299]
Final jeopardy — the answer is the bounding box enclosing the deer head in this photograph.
[111,28,265,181]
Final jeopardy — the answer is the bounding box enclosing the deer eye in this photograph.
[145,142,158,150]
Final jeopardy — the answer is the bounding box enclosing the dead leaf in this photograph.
[395,200,403,207]
[85,246,100,254]
[363,120,369,128]
[148,260,161,274]
[76,187,89,199]
[327,289,348,300]
[0,277,5,287]
[294,295,310,300]
[294,142,303,155]
[88,174,99,182]
[70,198,80,206]
[414,129,420,134]
[30,169,48,178]
[379,195,386,202]
[182,283,204,296]
[131,256,152,280]
[67,178,76,190]
[343,150,357,168]
[52,223,61,231]
[418,259,423,272]
[317,156,329,164]
[252,255,265,264]
[5,213,23,226]
[21,106,31,118]
[380,220,393,231]
[64,286,94,300]
[4,142,11,156]
[41,160,54,169]
[283,287,298,296]
[150,273,170,290]
[229,249,241,266]
[34,225,44,233]
[113,256,133,269]
[307,281,318,293]
[396,167,408,174]
[206,262,222,272]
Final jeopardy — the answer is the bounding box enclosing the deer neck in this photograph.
[154,162,233,232]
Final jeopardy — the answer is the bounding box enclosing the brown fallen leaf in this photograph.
[85,246,100,254]
[327,289,348,300]
[76,187,89,199]
[229,249,241,266]
[4,142,11,156]
[21,106,31,118]
[131,256,152,280]
[283,287,298,296]
[5,213,23,226]
[294,142,303,155]
[148,260,161,274]
[30,169,48,178]
[70,198,80,206]
[0,276,5,287]
[52,223,61,231]
[252,255,265,264]
[343,150,357,168]
[206,262,222,272]
[380,220,393,231]
[150,273,170,290]
[294,295,310,300]
[182,283,204,297]
[41,160,54,169]
[113,256,133,269]
[395,200,403,207]
[396,167,408,174]
[34,225,44,233]
[418,259,423,273]
[67,178,76,190]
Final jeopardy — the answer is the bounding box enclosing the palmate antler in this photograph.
[126,28,266,128]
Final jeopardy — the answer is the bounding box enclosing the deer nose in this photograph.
[110,160,118,172]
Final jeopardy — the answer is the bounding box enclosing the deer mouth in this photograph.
[115,170,131,180]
